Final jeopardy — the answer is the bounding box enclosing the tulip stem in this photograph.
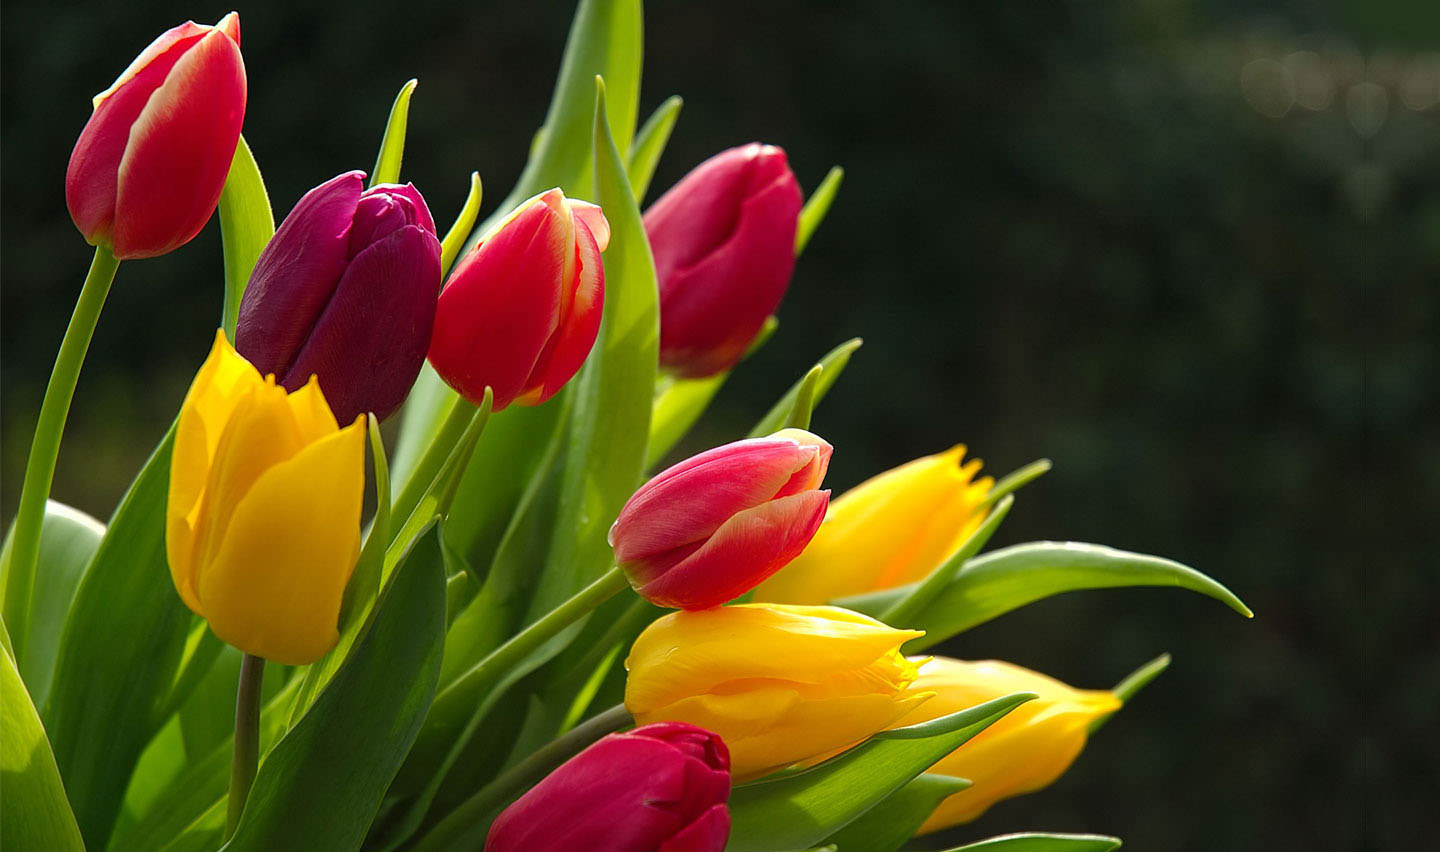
[226,653,265,839]
[2,245,119,650]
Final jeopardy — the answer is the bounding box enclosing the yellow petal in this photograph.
[285,374,341,445]
[196,419,365,665]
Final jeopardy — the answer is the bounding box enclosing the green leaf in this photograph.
[836,542,1253,652]
[939,833,1123,852]
[2,637,84,852]
[627,95,682,201]
[220,525,446,852]
[782,365,824,430]
[749,338,862,438]
[0,500,103,710]
[795,166,843,256]
[725,694,1033,852]
[44,428,194,849]
[981,458,1052,507]
[1091,652,1170,734]
[218,135,275,337]
[440,172,483,275]
[371,78,418,187]
[823,773,970,852]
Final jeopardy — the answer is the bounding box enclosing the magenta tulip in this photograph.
[235,171,442,423]
[486,722,731,852]
[428,189,609,411]
[66,13,246,259]
[609,429,832,610]
[644,143,803,378]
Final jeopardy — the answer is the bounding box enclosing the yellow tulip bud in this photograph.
[893,657,1120,833]
[753,445,993,604]
[624,603,932,780]
[166,331,366,665]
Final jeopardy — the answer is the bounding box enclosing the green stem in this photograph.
[226,653,265,839]
[414,704,632,852]
[390,394,474,529]
[3,246,119,648]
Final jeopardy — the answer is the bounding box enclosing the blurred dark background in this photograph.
[3,1,1436,850]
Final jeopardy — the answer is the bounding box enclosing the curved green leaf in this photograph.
[628,95,682,201]
[940,833,1122,852]
[823,773,969,852]
[1091,652,1170,734]
[218,136,275,337]
[879,495,1012,629]
[749,337,862,438]
[783,365,825,430]
[725,694,1033,852]
[982,459,1052,507]
[2,640,84,852]
[371,79,417,187]
[440,172,483,275]
[795,165,843,256]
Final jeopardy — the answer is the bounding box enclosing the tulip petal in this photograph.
[197,420,365,665]
[566,198,611,251]
[91,21,213,107]
[658,803,730,852]
[112,27,246,258]
[521,208,606,406]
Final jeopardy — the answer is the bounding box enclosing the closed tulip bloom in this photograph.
[609,429,832,610]
[66,13,245,259]
[625,604,931,779]
[166,331,366,665]
[645,143,803,377]
[428,189,609,411]
[894,657,1120,832]
[753,445,993,604]
[486,722,731,852]
[235,171,442,423]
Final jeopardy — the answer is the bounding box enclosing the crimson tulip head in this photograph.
[234,171,442,423]
[66,13,246,259]
[644,143,803,378]
[486,721,731,852]
[609,429,832,610]
[427,188,609,411]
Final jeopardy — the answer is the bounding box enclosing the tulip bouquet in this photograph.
[0,3,1254,852]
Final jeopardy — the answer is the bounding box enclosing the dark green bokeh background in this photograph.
[3,1,1435,850]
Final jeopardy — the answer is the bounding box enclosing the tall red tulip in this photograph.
[235,171,442,423]
[644,143,802,378]
[66,13,246,259]
[428,189,609,411]
[609,429,832,610]
[486,722,731,852]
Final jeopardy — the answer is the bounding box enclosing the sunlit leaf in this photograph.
[371,79,418,187]
[217,136,274,337]
[795,165,843,256]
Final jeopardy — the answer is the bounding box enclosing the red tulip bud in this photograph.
[428,189,609,411]
[486,722,731,852]
[609,429,832,610]
[235,171,443,423]
[66,13,246,259]
[644,143,802,378]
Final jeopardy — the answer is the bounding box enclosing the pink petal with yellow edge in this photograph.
[566,199,610,250]
[197,419,365,665]
[91,20,212,108]
[522,209,605,405]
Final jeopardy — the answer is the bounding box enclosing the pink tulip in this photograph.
[609,429,832,610]
[428,189,609,411]
[486,722,731,852]
[66,13,246,259]
[644,143,802,378]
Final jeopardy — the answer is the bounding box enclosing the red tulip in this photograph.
[66,13,246,260]
[644,143,802,378]
[486,722,731,852]
[609,429,832,610]
[235,171,442,423]
[427,189,609,411]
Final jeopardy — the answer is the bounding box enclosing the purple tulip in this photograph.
[235,170,442,422]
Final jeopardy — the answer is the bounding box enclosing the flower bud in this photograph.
[166,331,365,665]
[625,604,930,779]
[486,722,731,852]
[609,429,832,610]
[428,189,609,411]
[235,171,442,423]
[66,13,246,259]
[753,445,993,604]
[644,143,803,378]
[894,657,1120,832]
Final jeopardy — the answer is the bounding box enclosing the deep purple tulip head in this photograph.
[235,171,442,422]
[485,722,732,852]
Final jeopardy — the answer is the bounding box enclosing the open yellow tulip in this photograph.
[753,445,993,604]
[624,603,932,780]
[166,331,366,665]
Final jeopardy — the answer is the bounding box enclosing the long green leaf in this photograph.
[440,172,483,274]
[836,542,1253,652]
[1091,652,1170,734]
[749,338,862,438]
[627,94,682,201]
[795,165,843,256]
[1,638,84,852]
[822,773,970,852]
[221,526,445,852]
[940,833,1123,852]
[218,135,275,337]
[371,79,418,187]
[725,694,1034,852]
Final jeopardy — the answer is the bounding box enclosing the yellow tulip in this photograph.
[893,657,1120,833]
[166,331,366,665]
[624,603,932,780]
[753,445,993,604]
